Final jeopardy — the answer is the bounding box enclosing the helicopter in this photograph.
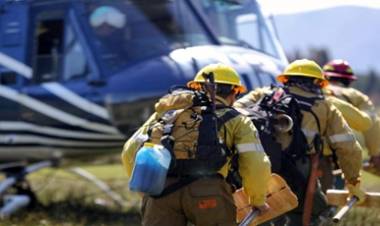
[0,0,287,216]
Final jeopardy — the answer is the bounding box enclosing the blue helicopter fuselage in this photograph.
[0,0,287,161]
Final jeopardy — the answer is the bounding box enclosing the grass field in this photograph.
[1,162,379,226]
[2,163,141,226]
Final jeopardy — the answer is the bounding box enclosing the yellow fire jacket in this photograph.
[326,84,380,156]
[234,86,362,184]
[327,85,374,113]
[325,96,371,132]
[121,96,271,207]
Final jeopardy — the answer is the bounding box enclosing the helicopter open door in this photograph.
[15,2,121,156]
[24,4,100,115]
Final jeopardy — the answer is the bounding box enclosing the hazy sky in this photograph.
[257,0,380,15]
[256,0,380,73]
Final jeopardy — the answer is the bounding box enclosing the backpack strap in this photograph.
[289,93,323,139]
[216,107,244,190]
[216,106,240,131]
[287,92,324,156]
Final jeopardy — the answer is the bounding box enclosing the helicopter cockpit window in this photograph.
[193,0,280,58]
[34,19,64,82]
[84,0,213,74]
[63,24,89,81]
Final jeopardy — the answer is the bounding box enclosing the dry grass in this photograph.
[331,171,380,226]
[0,164,379,225]
[1,164,141,226]
[337,208,380,226]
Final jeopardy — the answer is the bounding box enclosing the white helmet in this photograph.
[90,6,126,29]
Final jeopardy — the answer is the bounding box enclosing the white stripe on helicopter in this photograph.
[42,82,110,120]
[0,52,111,121]
[0,121,124,140]
[0,134,123,147]
[0,86,120,135]
[0,52,32,79]
[0,146,121,160]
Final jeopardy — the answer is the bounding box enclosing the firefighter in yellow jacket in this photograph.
[122,63,271,226]
[323,59,380,172]
[320,95,371,192]
[234,59,365,226]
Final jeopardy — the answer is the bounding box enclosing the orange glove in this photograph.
[346,183,366,205]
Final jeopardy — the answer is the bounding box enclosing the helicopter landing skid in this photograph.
[0,160,56,218]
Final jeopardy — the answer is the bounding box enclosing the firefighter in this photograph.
[122,63,271,226]
[319,93,372,192]
[323,59,380,172]
[234,59,365,226]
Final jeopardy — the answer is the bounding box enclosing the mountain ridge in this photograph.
[272,6,380,74]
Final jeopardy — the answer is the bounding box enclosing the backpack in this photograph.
[147,87,239,179]
[242,86,323,195]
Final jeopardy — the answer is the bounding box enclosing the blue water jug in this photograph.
[129,143,172,195]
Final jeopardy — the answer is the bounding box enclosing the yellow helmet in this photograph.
[277,59,328,87]
[187,63,246,93]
